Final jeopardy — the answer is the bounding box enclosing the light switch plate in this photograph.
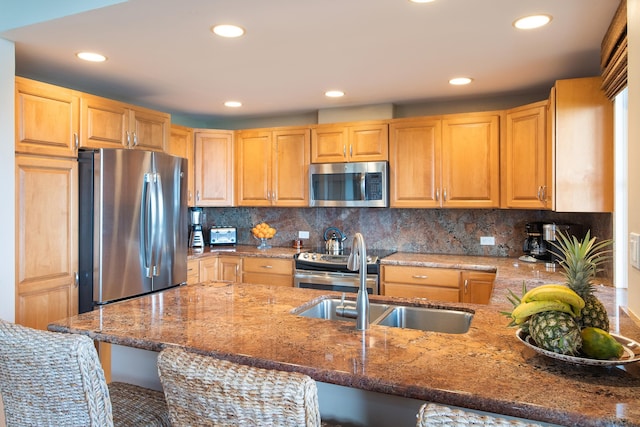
[298,231,310,239]
[630,232,640,269]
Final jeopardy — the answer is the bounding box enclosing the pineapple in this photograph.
[551,230,612,331]
[529,311,582,355]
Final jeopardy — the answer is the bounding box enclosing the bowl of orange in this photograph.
[251,222,277,249]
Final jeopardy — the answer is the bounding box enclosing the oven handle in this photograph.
[294,270,377,286]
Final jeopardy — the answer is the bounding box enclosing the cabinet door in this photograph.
[272,128,310,206]
[218,256,241,283]
[389,119,441,208]
[170,125,195,206]
[80,94,129,149]
[311,125,348,163]
[15,77,79,157]
[194,130,234,206]
[504,102,548,209]
[349,122,389,161]
[441,114,500,208]
[129,107,170,152]
[236,130,272,206]
[198,257,218,283]
[461,271,495,304]
[15,155,78,330]
[187,259,200,284]
[552,77,614,213]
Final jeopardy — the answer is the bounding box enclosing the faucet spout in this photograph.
[347,232,369,330]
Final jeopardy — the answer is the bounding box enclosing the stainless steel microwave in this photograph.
[309,161,388,207]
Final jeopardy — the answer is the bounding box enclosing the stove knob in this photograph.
[366,255,372,263]
[311,253,317,260]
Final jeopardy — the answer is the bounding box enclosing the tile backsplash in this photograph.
[200,207,612,258]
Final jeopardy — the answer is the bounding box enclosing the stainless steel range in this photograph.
[294,250,395,295]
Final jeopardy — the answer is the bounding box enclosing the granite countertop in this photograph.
[49,252,639,427]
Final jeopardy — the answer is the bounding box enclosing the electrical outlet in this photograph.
[480,236,495,246]
[298,231,310,239]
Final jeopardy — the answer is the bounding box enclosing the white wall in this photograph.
[628,0,640,317]
[0,39,15,322]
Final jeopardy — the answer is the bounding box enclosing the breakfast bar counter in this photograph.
[49,255,640,427]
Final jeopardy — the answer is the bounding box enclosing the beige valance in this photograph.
[601,0,627,99]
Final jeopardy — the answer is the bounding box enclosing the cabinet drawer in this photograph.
[383,283,460,302]
[242,273,293,287]
[382,265,460,287]
[242,257,292,275]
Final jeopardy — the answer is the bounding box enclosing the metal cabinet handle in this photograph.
[541,185,547,201]
[343,145,346,157]
[435,189,439,201]
[261,265,273,269]
[74,272,79,287]
[350,144,353,157]
[443,188,448,202]
[412,275,429,279]
[126,131,131,148]
[74,133,79,150]
[196,190,200,201]
[464,279,469,293]
[133,132,138,146]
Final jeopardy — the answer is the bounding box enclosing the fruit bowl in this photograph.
[253,235,273,250]
[251,222,276,249]
[516,328,640,366]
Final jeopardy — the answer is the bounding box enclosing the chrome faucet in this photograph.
[347,232,369,330]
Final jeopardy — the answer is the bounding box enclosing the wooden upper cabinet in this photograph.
[550,77,613,213]
[441,113,500,208]
[503,101,549,209]
[236,127,310,207]
[389,118,442,208]
[15,155,78,330]
[311,120,388,163]
[80,93,169,152]
[194,130,234,207]
[15,77,79,157]
[169,125,195,206]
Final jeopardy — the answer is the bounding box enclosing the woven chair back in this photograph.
[158,347,322,426]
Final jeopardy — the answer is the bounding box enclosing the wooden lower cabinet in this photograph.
[187,259,200,285]
[381,266,461,302]
[460,271,496,304]
[218,256,242,283]
[15,155,78,330]
[381,265,495,304]
[198,257,218,283]
[242,257,293,287]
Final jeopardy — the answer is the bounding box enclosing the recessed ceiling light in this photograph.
[76,52,107,62]
[449,77,473,86]
[409,0,436,3]
[224,101,242,108]
[211,24,245,38]
[513,14,552,30]
[325,90,345,98]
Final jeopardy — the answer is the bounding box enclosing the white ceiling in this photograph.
[1,0,619,122]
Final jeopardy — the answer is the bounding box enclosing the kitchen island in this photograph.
[49,254,639,427]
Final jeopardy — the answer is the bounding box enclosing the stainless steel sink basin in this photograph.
[295,298,392,321]
[293,297,474,333]
[376,306,473,334]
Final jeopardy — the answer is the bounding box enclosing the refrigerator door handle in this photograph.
[142,173,154,278]
[151,172,164,277]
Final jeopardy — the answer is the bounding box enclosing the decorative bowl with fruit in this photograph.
[251,222,277,249]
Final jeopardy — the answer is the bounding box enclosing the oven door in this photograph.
[294,269,379,295]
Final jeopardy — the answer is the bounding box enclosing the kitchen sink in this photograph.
[376,306,473,334]
[293,297,474,334]
[295,298,393,321]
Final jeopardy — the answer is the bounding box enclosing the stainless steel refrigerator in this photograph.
[78,148,188,313]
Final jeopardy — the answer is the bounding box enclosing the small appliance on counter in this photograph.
[522,222,584,263]
[324,227,347,254]
[210,226,237,246]
[189,207,204,248]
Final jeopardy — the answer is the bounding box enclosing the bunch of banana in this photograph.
[508,284,585,325]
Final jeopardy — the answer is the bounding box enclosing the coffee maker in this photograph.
[523,222,584,263]
[523,222,549,261]
[189,207,204,248]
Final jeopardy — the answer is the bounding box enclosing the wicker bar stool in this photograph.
[417,402,544,426]
[0,319,170,427]
[158,346,332,427]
